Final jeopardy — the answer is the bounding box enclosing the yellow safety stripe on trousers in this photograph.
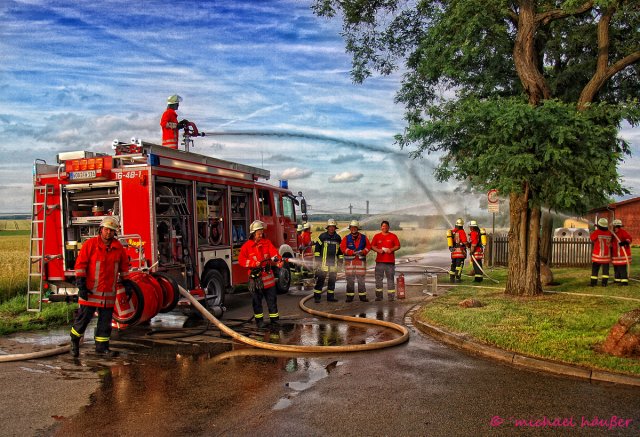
[70,327,82,338]
[269,313,279,318]
[313,289,323,295]
[95,336,110,343]
[590,276,598,280]
[327,290,335,294]
[255,313,264,319]
[388,290,396,294]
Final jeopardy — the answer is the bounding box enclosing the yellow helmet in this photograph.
[469,220,478,227]
[597,218,608,228]
[297,224,303,232]
[249,220,265,233]
[303,222,311,230]
[455,218,464,227]
[326,218,337,229]
[349,220,360,229]
[100,216,120,231]
[167,94,183,105]
[612,219,623,227]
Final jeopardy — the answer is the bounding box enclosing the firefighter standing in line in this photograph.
[371,220,401,301]
[590,217,612,287]
[239,220,283,329]
[340,220,372,302]
[467,220,485,283]
[611,219,632,286]
[448,218,468,282]
[160,94,187,149]
[300,222,313,272]
[313,219,343,303]
[70,217,131,357]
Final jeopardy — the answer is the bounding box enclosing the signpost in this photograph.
[487,189,499,235]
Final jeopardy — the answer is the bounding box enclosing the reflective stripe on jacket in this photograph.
[469,229,483,260]
[314,232,343,272]
[450,228,468,259]
[340,232,371,275]
[590,229,612,263]
[75,236,130,308]
[612,228,632,265]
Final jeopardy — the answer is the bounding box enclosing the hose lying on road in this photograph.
[0,344,70,363]
[179,285,409,353]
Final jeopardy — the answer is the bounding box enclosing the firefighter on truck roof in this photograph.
[70,217,132,358]
[160,94,188,149]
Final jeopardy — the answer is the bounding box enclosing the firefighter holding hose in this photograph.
[611,219,632,286]
[447,218,468,283]
[239,220,283,329]
[467,220,486,282]
[160,94,189,149]
[70,217,131,357]
[590,217,612,287]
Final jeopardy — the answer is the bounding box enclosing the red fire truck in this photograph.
[27,139,307,317]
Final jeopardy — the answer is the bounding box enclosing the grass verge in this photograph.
[0,295,77,336]
[417,260,640,376]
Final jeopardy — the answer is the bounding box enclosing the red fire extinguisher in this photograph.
[397,273,406,299]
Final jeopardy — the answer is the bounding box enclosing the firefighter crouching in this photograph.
[448,218,468,283]
[590,218,612,287]
[340,220,371,302]
[467,220,486,283]
[238,220,283,329]
[611,219,632,286]
[313,219,343,303]
[70,217,131,357]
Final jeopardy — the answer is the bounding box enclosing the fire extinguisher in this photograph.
[397,273,406,299]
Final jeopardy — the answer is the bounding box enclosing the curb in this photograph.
[411,315,640,388]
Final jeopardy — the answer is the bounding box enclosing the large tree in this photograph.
[313,0,640,295]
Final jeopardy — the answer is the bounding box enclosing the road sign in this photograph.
[488,189,499,213]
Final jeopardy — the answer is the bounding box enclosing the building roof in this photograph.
[588,196,640,213]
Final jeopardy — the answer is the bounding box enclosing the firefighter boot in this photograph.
[95,341,119,358]
[359,294,369,302]
[345,295,354,303]
[375,290,383,301]
[590,277,597,287]
[313,291,322,303]
[449,274,455,283]
[327,291,338,302]
[255,317,267,329]
[269,317,280,330]
[602,278,608,287]
[70,334,80,358]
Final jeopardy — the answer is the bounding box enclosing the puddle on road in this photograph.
[273,359,343,411]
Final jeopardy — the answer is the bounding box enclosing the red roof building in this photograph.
[586,196,640,244]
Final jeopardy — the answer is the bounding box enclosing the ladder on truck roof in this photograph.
[27,183,59,312]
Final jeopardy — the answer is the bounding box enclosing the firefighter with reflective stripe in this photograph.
[70,216,131,357]
[467,220,485,283]
[611,219,632,286]
[371,220,401,301]
[300,222,314,272]
[340,220,371,302]
[160,94,187,149]
[313,219,343,303]
[238,220,283,329]
[590,217,612,287]
[448,218,468,282]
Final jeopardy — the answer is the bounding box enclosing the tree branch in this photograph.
[537,1,594,26]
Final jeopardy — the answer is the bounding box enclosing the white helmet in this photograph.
[297,224,303,232]
[469,220,478,227]
[455,218,464,227]
[303,222,311,230]
[249,220,265,233]
[612,219,623,227]
[349,220,360,229]
[167,94,183,105]
[100,216,120,231]
[597,218,608,228]
[326,218,337,229]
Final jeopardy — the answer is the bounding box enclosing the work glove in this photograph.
[619,241,630,247]
[250,267,263,279]
[76,277,88,300]
[177,119,189,129]
[272,256,280,263]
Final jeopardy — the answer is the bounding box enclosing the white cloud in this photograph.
[329,172,364,183]
[280,167,313,180]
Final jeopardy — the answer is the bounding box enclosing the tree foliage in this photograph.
[313,0,640,295]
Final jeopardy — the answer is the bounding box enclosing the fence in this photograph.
[489,234,591,267]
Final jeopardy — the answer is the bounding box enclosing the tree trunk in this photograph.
[539,210,554,266]
[505,185,543,296]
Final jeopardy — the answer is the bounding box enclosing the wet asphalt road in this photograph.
[2,250,640,436]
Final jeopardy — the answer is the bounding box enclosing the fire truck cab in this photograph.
[30,140,306,314]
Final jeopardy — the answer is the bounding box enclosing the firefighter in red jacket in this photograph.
[300,222,313,273]
[340,220,372,302]
[238,220,283,329]
[448,218,468,282]
[160,94,187,149]
[467,220,485,282]
[611,219,632,286]
[70,217,131,357]
[590,217,612,287]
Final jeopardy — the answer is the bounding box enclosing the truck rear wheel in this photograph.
[202,269,225,308]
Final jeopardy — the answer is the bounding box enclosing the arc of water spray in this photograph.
[204,130,453,228]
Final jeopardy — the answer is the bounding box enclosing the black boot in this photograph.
[602,278,608,287]
[375,291,383,301]
[327,292,338,302]
[590,278,597,287]
[70,334,80,357]
[314,294,322,303]
[255,318,267,329]
[345,296,354,302]
[95,341,119,358]
[449,274,455,283]
[359,295,369,302]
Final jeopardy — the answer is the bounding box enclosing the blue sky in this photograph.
[1,0,639,220]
